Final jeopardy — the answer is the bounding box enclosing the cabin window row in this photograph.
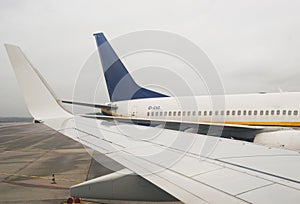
[146,110,299,117]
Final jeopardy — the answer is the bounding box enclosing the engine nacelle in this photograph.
[254,130,300,151]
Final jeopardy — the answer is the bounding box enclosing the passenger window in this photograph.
[260,110,264,115]
[169,111,172,116]
[147,112,150,116]
[265,110,269,115]
[254,110,257,115]
[192,111,196,116]
[271,110,275,115]
[164,111,167,116]
[173,111,176,116]
[237,110,241,115]
[187,111,191,116]
[282,110,286,115]
[155,112,158,116]
[248,110,252,116]
[294,110,298,115]
[178,111,181,116]
[151,112,154,116]
[243,110,247,115]
[198,111,201,116]
[220,110,224,116]
[160,111,163,116]
[215,111,218,116]
[276,110,280,115]
[226,110,230,116]
[232,110,235,116]
[288,110,292,115]
[183,111,186,116]
[204,111,207,116]
[209,111,212,116]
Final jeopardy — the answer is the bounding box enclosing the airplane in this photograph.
[5,33,300,203]
[62,33,300,150]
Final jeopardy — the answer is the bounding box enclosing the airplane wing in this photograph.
[6,44,300,203]
[51,116,300,204]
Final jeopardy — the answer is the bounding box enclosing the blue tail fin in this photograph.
[94,33,168,102]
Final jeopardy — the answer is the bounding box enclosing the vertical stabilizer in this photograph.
[94,33,168,102]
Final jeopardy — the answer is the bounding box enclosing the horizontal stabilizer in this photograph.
[61,100,117,110]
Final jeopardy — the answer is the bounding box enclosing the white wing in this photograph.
[6,44,300,204]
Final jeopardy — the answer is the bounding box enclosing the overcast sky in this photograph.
[1,0,300,117]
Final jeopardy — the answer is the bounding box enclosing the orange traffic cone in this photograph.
[51,173,56,184]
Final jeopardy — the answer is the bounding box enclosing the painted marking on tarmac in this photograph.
[1,180,69,189]
[0,171,81,183]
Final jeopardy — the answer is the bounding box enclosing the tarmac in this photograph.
[0,123,181,204]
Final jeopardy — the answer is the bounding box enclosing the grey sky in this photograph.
[1,0,300,117]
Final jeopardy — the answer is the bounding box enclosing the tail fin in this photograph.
[5,44,72,120]
[94,33,168,102]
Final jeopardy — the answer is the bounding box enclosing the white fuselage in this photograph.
[108,92,300,127]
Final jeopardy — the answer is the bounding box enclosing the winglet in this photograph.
[94,33,168,102]
[5,44,72,120]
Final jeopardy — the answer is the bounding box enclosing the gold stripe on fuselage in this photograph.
[224,121,300,127]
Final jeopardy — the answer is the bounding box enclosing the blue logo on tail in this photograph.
[94,33,168,102]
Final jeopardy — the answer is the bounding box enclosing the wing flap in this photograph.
[238,184,300,203]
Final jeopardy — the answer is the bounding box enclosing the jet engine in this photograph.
[254,130,300,151]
